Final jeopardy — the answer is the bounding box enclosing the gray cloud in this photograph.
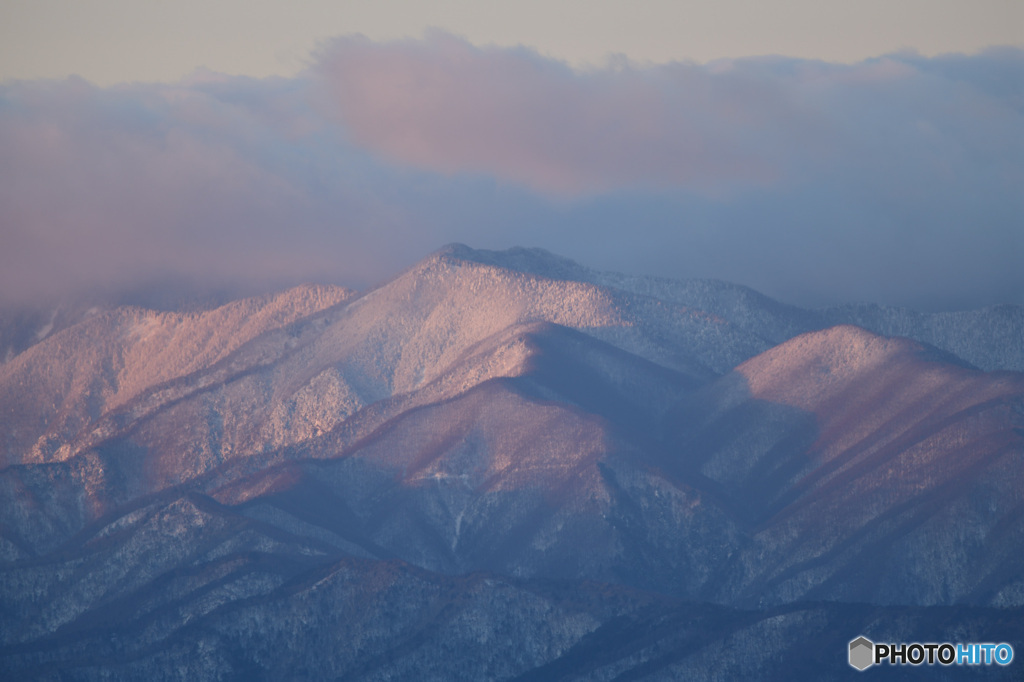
[0,36,1021,311]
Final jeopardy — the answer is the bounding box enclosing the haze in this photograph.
[0,2,1021,310]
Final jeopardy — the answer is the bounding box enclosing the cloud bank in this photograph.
[1,35,1021,310]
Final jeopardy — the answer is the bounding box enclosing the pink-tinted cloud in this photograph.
[315,33,822,195]
[315,34,1023,204]
[0,76,416,306]
[0,42,1020,311]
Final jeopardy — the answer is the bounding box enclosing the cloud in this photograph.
[314,33,814,195]
[0,37,1021,311]
[0,74,426,305]
[315,34,1023,197]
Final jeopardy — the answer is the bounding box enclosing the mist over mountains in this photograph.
[1,245,1022,680]
[3,42,1023,312]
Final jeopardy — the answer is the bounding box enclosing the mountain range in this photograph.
[2,245,1022,680]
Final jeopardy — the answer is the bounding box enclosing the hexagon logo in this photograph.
[849,636,874,671]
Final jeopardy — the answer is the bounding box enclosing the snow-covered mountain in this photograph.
[2,245,1022,680]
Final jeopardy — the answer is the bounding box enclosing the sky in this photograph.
[1,1,1022,310]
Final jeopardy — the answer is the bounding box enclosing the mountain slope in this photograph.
[664,325,1024,606]
[0,284,354,467]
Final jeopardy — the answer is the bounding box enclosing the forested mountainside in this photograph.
[2,246,1021,680]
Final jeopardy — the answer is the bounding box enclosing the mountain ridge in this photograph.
[438,243,1024,372]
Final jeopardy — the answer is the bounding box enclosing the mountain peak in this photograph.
[737,325,928,407]
[434,243,595,282]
